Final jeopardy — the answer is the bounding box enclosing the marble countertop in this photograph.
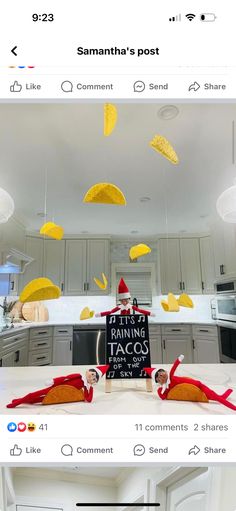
[1,364,236,415]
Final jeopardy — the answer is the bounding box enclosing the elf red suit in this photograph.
[145,355,236,411]
[6,365,109,408]
[95,277,155,317]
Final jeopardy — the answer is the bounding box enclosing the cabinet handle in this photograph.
[182,281,185,290]
[220,264,225,275]
[163,339,166,350]
[14,350,20,363]
[171,328,181,332]
[199,329,209,333]
[10,281,14,291]
[58,330,68,333]
[179,282,182,291]
[37,331,47,335]
[70,341,72,351]
[36,356,46,360]
[61,282,64,292]
[0,359,2,367]
[83,282,86,292]
[192,339,195,350]
[202,281,205,291]
[37,342,47,346]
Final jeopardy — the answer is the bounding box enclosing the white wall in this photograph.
[218,467,236,511]
[14,471,116,511]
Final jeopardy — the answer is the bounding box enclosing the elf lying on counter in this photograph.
[145,355,236,411]
[6,365,109,408]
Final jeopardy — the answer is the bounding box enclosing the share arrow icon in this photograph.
[11,46,18,56]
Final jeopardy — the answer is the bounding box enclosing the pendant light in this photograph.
[0,187,14,223]
[216,120,236,223]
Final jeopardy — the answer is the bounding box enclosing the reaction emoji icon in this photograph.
[27,422,36,432]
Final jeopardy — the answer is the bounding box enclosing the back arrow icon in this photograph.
[11,46,17,56]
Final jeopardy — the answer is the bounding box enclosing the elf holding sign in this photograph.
[95,278,155,317]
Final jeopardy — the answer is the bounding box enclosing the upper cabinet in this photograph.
[180,238,202,294]
[160,237,210,294]
[19,236,43,291]
[199,237,215,293]
[43,240,65,293]
[211,220,236,279]
[64,239,110,295]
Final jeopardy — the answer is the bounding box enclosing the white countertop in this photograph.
[1,364,236,415]
[0,318,218,336]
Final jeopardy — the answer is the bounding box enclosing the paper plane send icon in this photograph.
[188,81,200,92]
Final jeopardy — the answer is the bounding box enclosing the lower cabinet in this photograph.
[192,325,219,363]
[28,327,53,366]
[162,336,193,364]
[149,325,162,364]
[161,324,193,364]
[53,337,73,366]
[0,342,28,367]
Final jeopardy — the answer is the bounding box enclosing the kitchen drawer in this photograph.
[54,326,73,337]
[161,324,192,336]
[192,324,218,338]
[28,349,52,366]
[149,325,161,336]
[1,330,29,349]
[29,337,52,351]
[30,327,53,340]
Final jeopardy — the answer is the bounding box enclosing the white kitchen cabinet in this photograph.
[200,237,215,294]
[0,350,15,366]
[53,337,73,365]
[149,325,162,364]
[192,324,219,363]
[19,236,43,292]
[86,239,110,294]
[180,238,202,294]
[0,342,28,367]
[28,327,53,366]
[65,239,110,295]
[212,220,236,279]
[162,336,193,364]
[160,238,202,294]
[64,240,87,295]
[159,238,182,295]
[43,239,65,293]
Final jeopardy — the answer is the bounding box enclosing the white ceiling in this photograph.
[0,103,235,235]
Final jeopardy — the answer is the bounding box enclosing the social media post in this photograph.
[0,101,236,426]
[0,464,236,511]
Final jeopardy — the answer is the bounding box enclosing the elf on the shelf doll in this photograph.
[145,355,236,411]
[95,278,155,317]
[6,365,109,408]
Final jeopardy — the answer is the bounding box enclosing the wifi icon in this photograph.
[186,13,196,21]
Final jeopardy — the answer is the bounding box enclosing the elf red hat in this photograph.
[118,278,131,299]
[144,367,157,382]
[95,365,110,378]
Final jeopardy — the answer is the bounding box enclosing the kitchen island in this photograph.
[1,363,236,415]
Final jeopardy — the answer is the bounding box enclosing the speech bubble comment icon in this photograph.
[61,444,73,456]
[61,80,73,93]
[133,80,145,93]
[133,444,145,456]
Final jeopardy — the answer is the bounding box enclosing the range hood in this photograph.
[0,248,34,274]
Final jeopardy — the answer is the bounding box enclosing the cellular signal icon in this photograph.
[169,13,181,22]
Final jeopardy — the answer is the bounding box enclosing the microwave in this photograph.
[215,295,236,322]
[215,280,236,294]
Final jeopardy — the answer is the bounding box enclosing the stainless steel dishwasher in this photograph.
[73,327,106,365]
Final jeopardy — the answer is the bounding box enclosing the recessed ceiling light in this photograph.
[158,105,179,120]
[36,212,45,218]
[139,196,151,203]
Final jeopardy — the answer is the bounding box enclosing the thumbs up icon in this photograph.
[10,81,22,92]
[10,444,22,456]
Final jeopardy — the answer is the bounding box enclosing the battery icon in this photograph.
[200,13,217,21]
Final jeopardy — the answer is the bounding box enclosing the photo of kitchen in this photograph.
[0,103,236,414]
[1,464,236,511]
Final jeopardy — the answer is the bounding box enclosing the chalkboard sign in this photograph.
[105,314,151,380]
